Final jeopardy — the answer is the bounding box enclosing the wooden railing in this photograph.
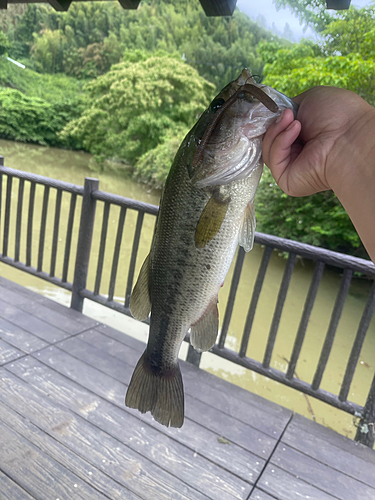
[1,160,374,447]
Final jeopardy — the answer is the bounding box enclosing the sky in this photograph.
[237,0,373,40]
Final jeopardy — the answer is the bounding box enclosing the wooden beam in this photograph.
[49,0,71,11]
[199,0,237,16]
[326,0,351,9]
[118,0,141,9]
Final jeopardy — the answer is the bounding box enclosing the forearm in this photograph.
[328,106,375,262]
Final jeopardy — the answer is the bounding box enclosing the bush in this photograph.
[134,127,187,188]
[256,169,366,256]
[0,88,82,148]
[62,53,215,166]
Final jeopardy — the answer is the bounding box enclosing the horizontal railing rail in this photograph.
[1,160,374,448]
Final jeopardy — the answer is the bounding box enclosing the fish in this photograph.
[125,69,298,427]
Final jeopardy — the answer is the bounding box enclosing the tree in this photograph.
[31,29,66,73]
[258,23,375,106]
[0,31,10,56]
[322,6,375,59]
[61,53,215,168]
[12,4,48,58]
[274,0,333,32]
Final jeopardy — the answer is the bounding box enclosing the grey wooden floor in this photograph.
[0,276,375,500]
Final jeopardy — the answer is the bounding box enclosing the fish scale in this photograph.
[125,69,298,427]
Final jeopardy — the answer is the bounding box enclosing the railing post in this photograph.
[186,344,202,367]
[355,373,375,447]
[71,177,99,312]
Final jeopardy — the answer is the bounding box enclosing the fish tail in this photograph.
[125,351,184,428]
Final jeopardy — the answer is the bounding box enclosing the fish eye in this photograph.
[210,98,225,112]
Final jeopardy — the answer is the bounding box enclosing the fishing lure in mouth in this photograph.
[193,83,279,168]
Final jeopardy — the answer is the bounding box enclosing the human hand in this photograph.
[262,86,374,197]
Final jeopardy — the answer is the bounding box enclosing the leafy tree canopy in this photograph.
[274,0,333,32]
[62,53,215,167]
[259,7,375,103]
[1,0,275,89]
[0,31,10,56]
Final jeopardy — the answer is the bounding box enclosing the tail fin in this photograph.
[125,351,184,428]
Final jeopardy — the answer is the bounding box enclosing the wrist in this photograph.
[326,103,375,261]
[327,103,375,197]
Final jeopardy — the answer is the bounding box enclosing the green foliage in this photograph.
[257,5,375,255]
[134,128,188,188]
[0,88,81,147]
[259,8,375,106]
[0,57,85,104]
[322,6,375,59]
[256,170,365,256]
[11,4,49,59]
[0,0,372,256]
[62,54,215,166]
[274,0,332,32]
[2,1,274,88]
[31,29,65,73]
[0,57,84,148]
[0,31,10,56]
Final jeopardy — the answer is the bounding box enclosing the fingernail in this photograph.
[275,110,284,124]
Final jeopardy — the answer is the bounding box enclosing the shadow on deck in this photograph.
[0,276,375,500]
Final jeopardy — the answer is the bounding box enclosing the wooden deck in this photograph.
[0,276,375,500]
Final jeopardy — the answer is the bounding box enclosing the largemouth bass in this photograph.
[126,69,298,427]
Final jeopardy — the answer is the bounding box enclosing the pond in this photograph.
[0,138,374,441]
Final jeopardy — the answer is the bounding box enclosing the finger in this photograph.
[267,120,301,183]
[263,108,295,166]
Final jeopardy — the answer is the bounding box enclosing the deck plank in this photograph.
[80,328,291,437]
[0,278,98,329]
[0,298,67,343]
[257,465,337,500]
[0,278,46,306]
[270,443,375,500]
[0,338,24,365]
[0,368,216,500]
[55,336,277,457]
[0,419,111,500]
[7,353,264,486]
[284,413,375,471]
[0,471,36,500]
[249,489,280,500]
[0,280,98,334]
[97,324,292,421]
[1,279,375,500]
[0,400,140,500]
[0,317,48,354]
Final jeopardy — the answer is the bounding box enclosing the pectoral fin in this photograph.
[195,195,230,248]
[239,201,256,252]
[190,298,219,352]
[130,254,151,321]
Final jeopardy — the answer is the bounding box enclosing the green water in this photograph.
[1,139,374,441]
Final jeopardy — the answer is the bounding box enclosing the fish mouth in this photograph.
[193,81,278,169]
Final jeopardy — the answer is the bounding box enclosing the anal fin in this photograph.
[130,254,151,321]
[190,298,219,352]
[239,201,256,252]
